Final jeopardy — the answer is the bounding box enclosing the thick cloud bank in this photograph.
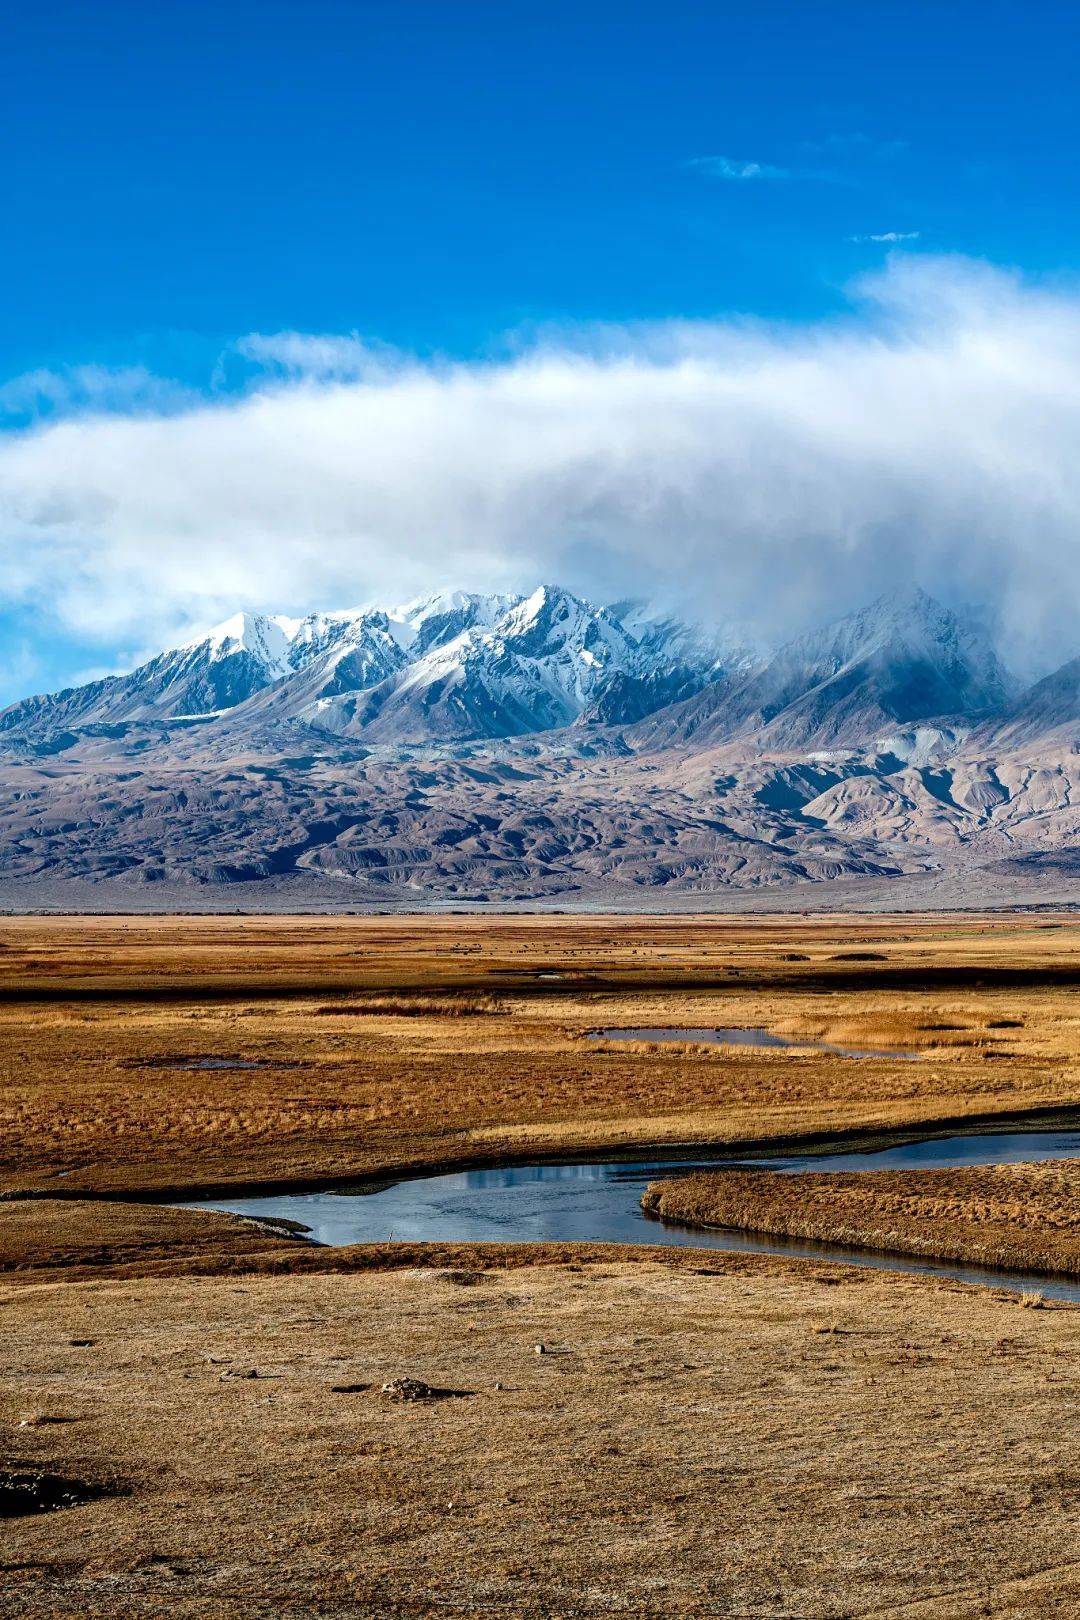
[2,255,1080,674]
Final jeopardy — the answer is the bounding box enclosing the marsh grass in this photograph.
[314,994,501,1017]
[642,1161,1080,1279]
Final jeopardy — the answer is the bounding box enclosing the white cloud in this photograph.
[229,331,404,383]
[688,156,789,181]
[4,255,1080,676]
[849,231,922,244]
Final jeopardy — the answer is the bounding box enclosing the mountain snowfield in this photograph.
[2,582,1080,905]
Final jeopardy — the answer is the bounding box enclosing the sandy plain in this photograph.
[2,914,1079,1617]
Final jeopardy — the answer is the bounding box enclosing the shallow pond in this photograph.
[591,1026,915,1059]
[180,1127,1080,1302]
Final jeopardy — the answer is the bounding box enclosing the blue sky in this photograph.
[5,0,1079,375]
[3,1,1080,701]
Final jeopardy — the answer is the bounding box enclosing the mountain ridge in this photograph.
[0,585,732,747]
[1,583,1035,752]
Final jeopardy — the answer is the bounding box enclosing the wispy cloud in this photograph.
[228,331,404,383]
[688,153,853,186]
[0,365,192,425]
[691,132,908,191]
[849,231,922,244]
[687,156,789,182]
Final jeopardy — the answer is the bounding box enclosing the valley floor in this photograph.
[2,915,1079,1616]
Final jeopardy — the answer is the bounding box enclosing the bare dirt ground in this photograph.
[2,915,1079,1616]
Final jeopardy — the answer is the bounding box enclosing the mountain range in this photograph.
[2,583,1079,909]
[0,586,748,746]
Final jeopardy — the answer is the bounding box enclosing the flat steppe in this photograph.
[4,911,1080,1200]
[2,914,1079,1616]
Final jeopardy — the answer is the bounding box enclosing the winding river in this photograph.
[180,1124,1080,1303]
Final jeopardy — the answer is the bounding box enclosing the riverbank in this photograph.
[642,1157,1080,1280]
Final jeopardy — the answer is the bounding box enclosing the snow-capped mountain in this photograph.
[232,609,411,721]
[306,586,656,741]
[0,586,726,745]
[583,600,763,728]
[635,587,1015,752]
[0,610,300,736]
[6,581,1080,907]
[396,589,524,657]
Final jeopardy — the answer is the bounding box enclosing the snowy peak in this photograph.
[751,588,1012,712]
[779,587,996,680]
[0,608,318,736]
[317,585,652,742]
[498,583,588,637]
[284,610,367,667]
[182,611,296,677]
[285,610,407,681]
[392,589,525,656]
[493,586,639,679]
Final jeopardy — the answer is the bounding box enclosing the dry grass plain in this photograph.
[2,913,1080,1616]
[4,1257,1080,1619]
[3,912,1080,1204]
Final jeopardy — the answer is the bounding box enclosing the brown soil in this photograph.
[643,1159,1080,1279]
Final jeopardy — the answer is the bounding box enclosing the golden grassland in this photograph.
[4,1255,1080,1618]
[643,1158,1080,1278]
[2,914,1080,1616]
